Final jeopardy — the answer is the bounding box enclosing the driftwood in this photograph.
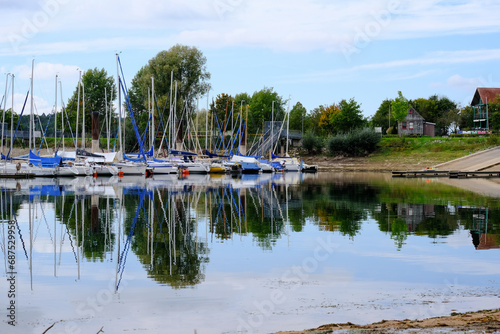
[42,322,56,334]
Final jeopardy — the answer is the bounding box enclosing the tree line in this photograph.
[2,44,499,153]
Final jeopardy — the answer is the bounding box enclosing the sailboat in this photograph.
[113,54,147,176]
[143,77,177,175]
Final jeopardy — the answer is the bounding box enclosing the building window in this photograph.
[409,122,414,130]
[402,122,407,129]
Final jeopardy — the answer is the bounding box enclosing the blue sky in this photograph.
[1,0,500,119]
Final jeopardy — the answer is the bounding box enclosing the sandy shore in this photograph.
[273,309,500,333]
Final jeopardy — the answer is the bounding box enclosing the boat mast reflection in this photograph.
[1,173,499,291]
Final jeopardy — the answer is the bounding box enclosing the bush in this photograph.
[327,128,381,157]
[327,135,347,156]
[302,132,324,154]
[486,134,499,146]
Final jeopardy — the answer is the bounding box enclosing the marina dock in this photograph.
[392,170,500,178]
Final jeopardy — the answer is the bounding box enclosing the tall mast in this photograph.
[239,99,244,153]
[170,71,174,152]
[196,93,199,154]
[10,75,14,157]
[54,74,58,153]
[2,73,10,157]
[108,89,113,152]
[270,101,274,159]
[151,76,155,153]
[76,71,81,150]
[173,81,177,151]
[116,53,123,155]
[205,88,209,152]
[60,81,65,152]
[82,77,85,149]
[287,98,291,155]
[30,60,34,151]
[105,86,108,152]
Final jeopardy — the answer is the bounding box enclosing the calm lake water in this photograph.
[1,172,500,334]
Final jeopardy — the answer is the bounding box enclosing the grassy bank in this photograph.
[366,135,498,167]
[300,135,499,171]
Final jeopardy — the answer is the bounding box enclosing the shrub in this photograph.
[327,135,347,156]
[302,132,324,154]
[486,134,499,146]
[327,128,381,157]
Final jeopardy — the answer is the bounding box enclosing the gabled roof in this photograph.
[471,88,500,106]
[405,107,424,120]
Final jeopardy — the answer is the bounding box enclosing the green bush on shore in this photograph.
[327,128,381,157]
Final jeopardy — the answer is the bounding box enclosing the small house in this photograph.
[398,107,435,136]
[470,87,500,130]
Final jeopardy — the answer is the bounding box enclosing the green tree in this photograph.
[412,95,457,135]
[129,44,211,119]
[318,103,339,136]
[488,95,500,131]
[305,106,323,135]
[289,102,307,132]
[335,98,366,133]
[314,98,365,136]
[391,91,411,123]
[370,99,394,134]
[234,92,251,109]
[247,87,285,135]
[67,68,117,141]
[210,93,234,134]
[459,105,474,130]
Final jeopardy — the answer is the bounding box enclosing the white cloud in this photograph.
[281,49,500,84]
[430,74,500,94]
[13,62,80,81]
[446,74,484,91]
[1,0,500,55]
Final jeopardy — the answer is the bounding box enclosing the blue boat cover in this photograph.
[29,150,62,167]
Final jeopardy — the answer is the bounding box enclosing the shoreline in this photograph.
[273,309,500,333]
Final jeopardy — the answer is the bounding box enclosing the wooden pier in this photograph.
[392,170,500,178]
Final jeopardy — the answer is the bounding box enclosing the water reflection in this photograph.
[1,172,500,292]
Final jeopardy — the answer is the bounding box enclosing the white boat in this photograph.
[271,154,301,172]
[258,160,275,173]
[114,161,147,176]
[90,163,119,176]
[230,154,262,174]
[146,160,178,174]
[178,161,210,174]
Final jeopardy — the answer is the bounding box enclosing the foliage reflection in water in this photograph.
[1,172,499,333]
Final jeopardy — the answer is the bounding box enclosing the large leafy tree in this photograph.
[488,101,500,131]
[247,87,285,135]
[306,106,324,135]
[459,105,474,130]
[336,98,366,133]
[391,91,411,124]
[318,103,340,136]
[371,99,394,134]
[67,68,117,140]
[210,93,234,134]
[289,102,307,132]
[413,95,457,135]
[315,98,365,135]
[234,92,251,110]
[129,44,211,119]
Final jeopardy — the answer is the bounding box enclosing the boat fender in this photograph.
[16,162,21,171]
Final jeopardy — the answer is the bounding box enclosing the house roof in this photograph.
[405,107,424,120]
[471,88,500,106]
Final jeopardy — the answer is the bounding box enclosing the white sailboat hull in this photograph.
[147,162,178,174]
[115,162,147,175]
